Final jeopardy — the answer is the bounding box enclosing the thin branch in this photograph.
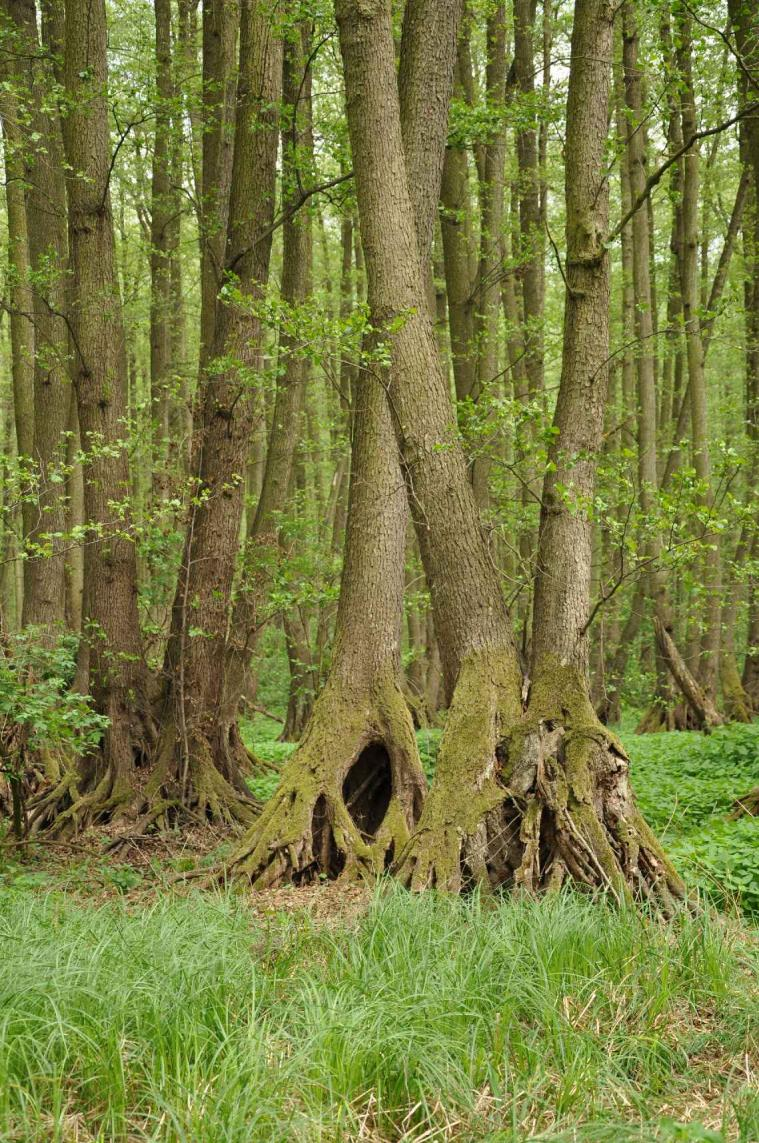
[608,102,759,243]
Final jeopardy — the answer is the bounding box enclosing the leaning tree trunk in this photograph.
[30,0,154,835]
[225,0,462,886]
[339,0,682,906]
[337,0,523,892]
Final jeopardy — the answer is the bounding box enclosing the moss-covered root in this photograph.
[26,707,155,838]
[139,713,259,833]
[394,650,523,893]
[500,668,686,912]
[225,675,426,889]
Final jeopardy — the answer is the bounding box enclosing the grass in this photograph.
[0,718,757,1140]
[0,884,756,1141]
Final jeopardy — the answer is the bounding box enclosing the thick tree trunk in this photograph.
[226,0,461,884]
[227,349,425,885]
[338,0,682,903]
[151,0,281,826]
[30,0,153,834]
[337,0,523,891]
[514,0,682,906]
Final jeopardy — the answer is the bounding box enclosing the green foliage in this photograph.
[0,886,755,1141]
[0,629,108,766]
[627,723,759,916]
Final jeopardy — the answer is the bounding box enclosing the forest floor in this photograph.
[0,722,757,1142]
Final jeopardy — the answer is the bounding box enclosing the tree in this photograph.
[29,0,154,833]
[337,0,683,905]
[151,0,282,825]
[227,0,461,886]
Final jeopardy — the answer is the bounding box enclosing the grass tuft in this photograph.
[0,885,756,1141]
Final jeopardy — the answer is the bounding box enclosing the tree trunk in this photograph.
[226,0,461,885]
[30,0,153,834]
[151,0,282,826]
[675,5,721,700]
[338,0,682,904]
[149,0,175,499]
[337,0,523,891]
[730,0,759,710]
[518,0,682,906]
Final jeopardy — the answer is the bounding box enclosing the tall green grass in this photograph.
[0,886,756,1141]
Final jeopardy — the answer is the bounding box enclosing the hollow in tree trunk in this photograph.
[338,0,683,906]
[226,0,463,886]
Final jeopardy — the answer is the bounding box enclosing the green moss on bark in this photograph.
[226,668,426,888]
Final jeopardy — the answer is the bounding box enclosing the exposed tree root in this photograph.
[397,659,685,911]
[225,671,425,888]
[26,700,257,838]
[26,702,156,838]
[394,649,523,892]
[138,712,259,832]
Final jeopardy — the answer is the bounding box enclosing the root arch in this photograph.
[227,673,426,888]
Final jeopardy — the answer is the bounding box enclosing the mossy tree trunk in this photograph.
[337,0,523,891]
[488,0,683,907]
[339,0,683,905]
[150,0,282,828]
[226,0,462,886]
[226,364,426,885]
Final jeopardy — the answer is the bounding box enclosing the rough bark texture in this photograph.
[225,0,461,885]
[30,0,153,833]
[227,364,425,885]
[514,0,683,907]
[335,0,682,903]
[151,0,281,826]
[337,0,524,890]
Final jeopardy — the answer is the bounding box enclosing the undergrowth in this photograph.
[0,886,756,1142]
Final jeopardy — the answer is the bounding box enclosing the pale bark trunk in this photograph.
[676,7,721,699]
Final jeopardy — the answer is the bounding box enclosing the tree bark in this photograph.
[336,0,681,903]
[152,0,282,826]
[675,4,721,699]
[30,0,153,834]
[226,0,461,885]
[337,0,523,891]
